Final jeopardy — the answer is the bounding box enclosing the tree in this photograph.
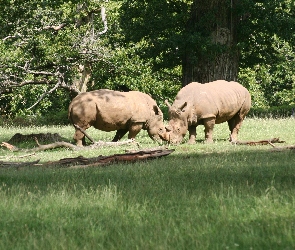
[182,0,239,84]
[120,0,295,89]
[120,0,240,86]
[238,0,295,107]
[0,0,109,114]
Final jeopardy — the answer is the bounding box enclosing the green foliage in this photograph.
[91,44,182,107]
[0,0,110,116]
[239,35,295,108]
[1,0,295,119]
[1,85,70,119]
[248,105,295,118]
[119,0,192,70]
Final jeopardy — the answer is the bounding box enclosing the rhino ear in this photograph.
[179,102,187,112]
[165,125,172,132]
[153,105,161,115]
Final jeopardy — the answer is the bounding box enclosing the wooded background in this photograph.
[0,0,294,122]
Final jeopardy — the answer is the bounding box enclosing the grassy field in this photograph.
[0,118,295,249]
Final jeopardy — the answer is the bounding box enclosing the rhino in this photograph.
[68,89,166,146]
[165,80,251,144]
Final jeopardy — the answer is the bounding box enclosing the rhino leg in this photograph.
[112,129,128,142]
[228,114,243,142]
[188,126,197,144]
[74,129,86,147]
[128,122,144,139]
[203,117,215,143]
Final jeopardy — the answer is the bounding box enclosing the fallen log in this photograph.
[233,138,285,146]
[47,148,174,168]
[0,148,174,168]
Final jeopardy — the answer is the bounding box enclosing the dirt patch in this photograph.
[8,133,65,144]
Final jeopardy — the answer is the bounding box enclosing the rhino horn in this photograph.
[178,102,187,112]
[165,99,171,109]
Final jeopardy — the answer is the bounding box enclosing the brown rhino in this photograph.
[68,89,166,146]
[165,80,251,144]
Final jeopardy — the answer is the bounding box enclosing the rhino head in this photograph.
[146,105,168,142]
[165,100,189,144]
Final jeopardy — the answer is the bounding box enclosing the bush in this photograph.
[0,110,70,127]
[248,105,295,118]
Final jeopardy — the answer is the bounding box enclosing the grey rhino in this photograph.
[68,89,166,146]
[165,80,251,144]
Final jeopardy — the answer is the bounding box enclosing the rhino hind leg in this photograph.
[112,129,128,142]
[227,113,244,142]
[74,129,86,146]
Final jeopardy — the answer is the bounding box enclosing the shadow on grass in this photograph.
[0,147,294,198]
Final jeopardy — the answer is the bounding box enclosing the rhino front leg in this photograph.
[203,117,215,143]
[128,122,144,139]
[112,129,128,142]
[188,126,197,144]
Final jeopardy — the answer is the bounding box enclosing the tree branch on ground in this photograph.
[232,138,285,146]
[73,124,95,144]
[0,148,174,169]
[269,143,295,152]
[1,137,138,152]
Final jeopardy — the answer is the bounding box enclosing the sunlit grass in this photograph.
[0,118,295,249]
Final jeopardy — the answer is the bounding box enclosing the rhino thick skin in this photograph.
[165,80,251,144]
[68,89,166,146]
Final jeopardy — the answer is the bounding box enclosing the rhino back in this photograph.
[124,91,159,122]
[69,89,134,131]
[203,81,250,122]
[173,80,250,123]
[69,90,157,131]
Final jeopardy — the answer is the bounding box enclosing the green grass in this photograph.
[0,118,295,249]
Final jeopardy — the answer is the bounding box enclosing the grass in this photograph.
[0,118,295,249]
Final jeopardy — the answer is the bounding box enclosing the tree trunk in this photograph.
[182,0,239,86]
[73,62,92,93]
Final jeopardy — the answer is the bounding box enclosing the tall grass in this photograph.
[0,118,295,249]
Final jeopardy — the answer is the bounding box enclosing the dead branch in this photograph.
[0,149,174,168]
[17,153,36,159]
[98,7,108,35]
[69,149,174,169]
[28,81,61,110]
[73,124,95,144]
[32,140,82,151]
[43,23,67,31]
[90,139,139,148]
[1,142,18,151]
[73,125,140,148]
[32,138,136,151]
[2,137,137,152]
[270,145,295,152]
[125,146,166,153]
[233,138,285,146]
